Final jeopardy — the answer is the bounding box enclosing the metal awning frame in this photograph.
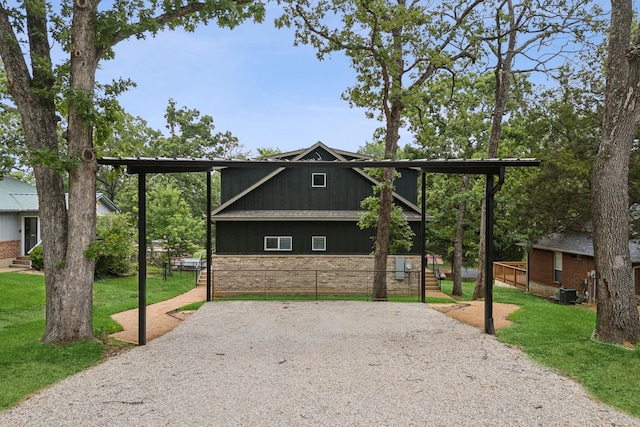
[98,157,540,344]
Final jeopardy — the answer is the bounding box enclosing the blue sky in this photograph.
[96,6,382,157]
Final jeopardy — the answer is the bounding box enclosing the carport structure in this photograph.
[98,156,539,345]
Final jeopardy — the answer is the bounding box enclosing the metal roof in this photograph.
[98,157,540,175]
[0,177,39,212]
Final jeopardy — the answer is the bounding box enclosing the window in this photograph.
[312,236,326,251]
[312,173,326,188]
[553,251,563,283]
[264,236,292,251]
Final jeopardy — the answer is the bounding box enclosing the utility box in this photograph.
[559,288,578,305]
[395,258,405,280]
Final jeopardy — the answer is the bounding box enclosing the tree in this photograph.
[279,0,483,300]
[0,1,264,343]
[472,0,601,300]
[590,0,640,344]
[89,212,136,278]
[146,183,202,262]
[0,63,26,177]
[358,183,415,255]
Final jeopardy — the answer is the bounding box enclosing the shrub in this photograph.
[29,245,43,270]
[88,213,136,278]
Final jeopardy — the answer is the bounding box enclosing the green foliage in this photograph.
[256,147,282,157]
[88,213,136,278]
[0,64,26,177]
[29,245,44,271]
[146,183,203,261]
[358,188,415,254]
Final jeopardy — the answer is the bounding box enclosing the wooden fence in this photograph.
[493,261,526,290]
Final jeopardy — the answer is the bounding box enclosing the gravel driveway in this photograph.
[1,301,638,426]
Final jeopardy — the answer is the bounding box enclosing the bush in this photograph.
[88,213,136,278]
[29,245,43,270]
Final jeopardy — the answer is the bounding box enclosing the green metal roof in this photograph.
[0,176,39,212]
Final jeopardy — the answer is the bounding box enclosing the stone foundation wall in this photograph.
[210,255,423,297]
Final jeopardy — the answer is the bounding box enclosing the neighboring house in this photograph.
[209,142,432,295]
[0,176,118,267]
[527,230,640,299]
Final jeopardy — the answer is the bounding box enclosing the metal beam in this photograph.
[421,172,426,304]
[206,171,212,302]
[138,173,147,345]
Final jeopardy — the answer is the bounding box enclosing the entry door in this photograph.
[24,217,39,255]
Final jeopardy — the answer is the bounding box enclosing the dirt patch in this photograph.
[430,300,520,330]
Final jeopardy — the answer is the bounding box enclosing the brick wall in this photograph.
[0,240,20,261]
[528,248,553,286]
[528,248,596,297]
[561,254,595,291]
[209,255,423,297]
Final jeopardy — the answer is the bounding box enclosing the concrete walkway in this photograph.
[110,285,207,344]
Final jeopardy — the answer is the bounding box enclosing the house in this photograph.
[0,176,118,267]
[209,142,432,296]
[526,230,640,299]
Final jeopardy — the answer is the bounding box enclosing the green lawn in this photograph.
[440,280,640,417]
[0,270,195,411]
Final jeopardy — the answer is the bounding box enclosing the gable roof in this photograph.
[533,230,640,263]
[0,176,39,212]
[0,176,119,214]
[212,142,430,222]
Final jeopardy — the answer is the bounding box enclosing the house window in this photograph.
[312,173,326,188]
[312,236,326,251]
[264,236,292,251]
[554,251,563,283]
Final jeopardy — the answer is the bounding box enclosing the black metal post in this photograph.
[421,172,426,303]
[484,168,504,335]
[206,171,212,302]
[138,173,147,345]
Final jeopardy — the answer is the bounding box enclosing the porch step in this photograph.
[10,256,31,268]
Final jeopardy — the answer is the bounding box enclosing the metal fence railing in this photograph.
[204,269,423,300]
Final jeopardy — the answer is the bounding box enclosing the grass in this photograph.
[440,279,640,417]
[0,269,196,412]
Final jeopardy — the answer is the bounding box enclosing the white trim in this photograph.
[312,236,326,251]
[311,173,327,188]
[553,251,563,283]
[264,236,293,251]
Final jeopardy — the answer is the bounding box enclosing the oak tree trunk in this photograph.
[372,95,403,300]
[591,0,640,344]
[452,175,470,296]
[473,26,516,301]
[0,1,98,343]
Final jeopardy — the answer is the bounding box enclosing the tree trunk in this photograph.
[591,0,640,344]
[0,1,99,343]
[42,1,99,343]
[473,22,516,301]
[372,94,403,300]
[452,175,470,296]
[372,167,395,300]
